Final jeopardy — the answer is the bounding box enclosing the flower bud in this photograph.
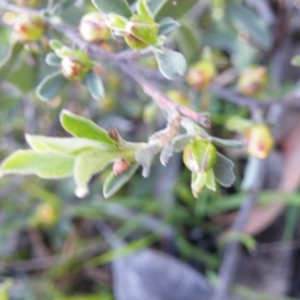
[60,50,92,80]
[13,0,41,7]
[183,140,217,173]
[245,124,274,159]
[167,89,190,107]
[238,66,268,96]
[79,12,110,44]
[14,13,45,42]
[124,15,158,50]
[113,158,130,176]
[186,61,216,90]
[32,203,58,227]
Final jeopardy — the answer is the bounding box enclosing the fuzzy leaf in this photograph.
[226,116,254,133]
[91,0,132,18]
[45,53,61,66]
[160,143,173,166]
[103,163,139,198]
[36,71,69,102]
[135,143,161,177]
[158,17,180,36]
[210,137,245,149]
[172,134,196,152]
[0,150,74,179]
[154,0,198,21]
[74,149,122,197]
[85,70,105,100]
[26,135,112,155]
[60,110,116,146]
[214,153,235,187]
[137,0,153,20]
[205,169,216,191]
[0,41,23,81]
[154,48,187,80]
[191,172,206,198]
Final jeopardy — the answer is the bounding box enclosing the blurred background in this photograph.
[1,0,300,299]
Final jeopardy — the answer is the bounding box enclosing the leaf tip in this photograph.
[75,187,88,198]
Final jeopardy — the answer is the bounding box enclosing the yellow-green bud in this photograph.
[60,50,92,81]
[124,15,158,50]
[79,12,110,44]
[183,140,217,173]
[13,0,41,7]
[31,203,58,227]
[167,89,190,107]
[238,66,268,96]
[186,61,216,90]
[14,13,45,42]
[245,124,274,159]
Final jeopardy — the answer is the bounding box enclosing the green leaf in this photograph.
[45,53,61,66]
[214,153,235,187]
[135,143,161,177]
[174,21,199,63]
[0,150,74,179]
[0,41,23,81]
[49,39,64,51]
[227,3,272,49]
[158,17,180,36]
[103,163,139,198]
[191,172,206,198]
[241,156,261,191]
[137,0,153,20]
[205,168,216,191]
[154,48,187,80]
[60,110,116,146]
[91,0,132,18]
[36,71,69,102]
[85,70,105,101]
[154,0,198,21]
[291,55,300,67]
[210,137,244,149]
[226,116,254,133]
[26,135,112,155]
[74,149,121,197]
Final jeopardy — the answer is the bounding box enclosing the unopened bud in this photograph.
[124,15,158,50]
[245,124,274,159]
[34,203,58,227]
[167,89,190,107]
[238,66,268,96]
[113,158,130,176]
[60,50,92,80]
[183,140,217,173]
[79,12,110,44]
[14,13,45,42]
[186,61,216,90]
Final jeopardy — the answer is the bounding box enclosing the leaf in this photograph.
[227,3,272,49]
[226,116,254,133]
[103,163,139,198]
[60,110,116,146]
[175,21,199,63]
[0,150,74,179]
[154,0,198,21]
[49,39,63,51]
[241,156,261,191]
[291,55,300,67]
[91,0,132,18]
[210,137,244,149]
[191,172,206,198]
[214,153,235,187]
[26,135,112,155]
[154,48,187,80]
[45,53,61,66]
[137,0,153,20]
[85,70,105,101]
[36,71,69,102]
[205,169,216,191]
[0,41,23,81]
[135,143,161,177]
[74,149,122,197]
[158,17,180,36]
